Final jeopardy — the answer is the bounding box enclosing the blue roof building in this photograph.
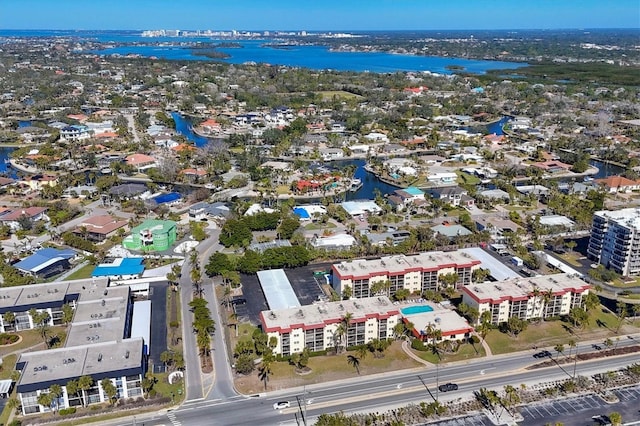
[14,248,76,278]
[92,258,145,279]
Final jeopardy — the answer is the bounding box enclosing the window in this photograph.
[126,375,142,397]
[353,279,370,298]
[21,391,40,414]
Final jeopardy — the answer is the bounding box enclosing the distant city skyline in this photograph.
[1,0,639,31]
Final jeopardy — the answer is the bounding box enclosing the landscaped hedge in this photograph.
[59,407,76,415]
[411,339,428,351]
[0,333,19,345]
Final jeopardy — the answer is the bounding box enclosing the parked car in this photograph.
[533,350,552,359]
[438,383,458,392]
[273,401,291,410]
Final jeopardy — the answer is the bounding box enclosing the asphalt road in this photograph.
[109,337,640,426]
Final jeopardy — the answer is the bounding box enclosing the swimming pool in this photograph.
[401,305,434,315]
[152,192,181,204]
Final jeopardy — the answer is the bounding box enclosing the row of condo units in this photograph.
[260,249,591,356]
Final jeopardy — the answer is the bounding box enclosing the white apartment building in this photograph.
[260,297,399,356]
[460,273,590,325]
[587,208,640,276]
[331,251,481,298]
[1,278,148,415]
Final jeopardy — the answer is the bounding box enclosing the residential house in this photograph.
[428,186,468,207]
[188,202,231,221]
[595,175,640,193]
[125,154,157,172]
[0,207,48,231]
[74,215,128,242]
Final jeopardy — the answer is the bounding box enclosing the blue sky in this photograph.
[2,0,639,30]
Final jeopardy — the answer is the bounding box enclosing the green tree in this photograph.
[29,308,51,348]
[277,216,300,239]
[237,249,262,274]
[205,252,233,277]
[66,379,79,405]
[234,353,255,375]
[100,378,118,405]
[608,412,622,426]
[61,303,74,325]
[2,311,15,331]
[37,392,53,413]
[49,384,63,413]
[347,354,361,375]
[505,316,528,337]
[78,375,94,407]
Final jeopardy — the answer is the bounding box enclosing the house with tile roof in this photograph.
[74,215,128,242]
[596,175,640,193]
[125,153,157,171]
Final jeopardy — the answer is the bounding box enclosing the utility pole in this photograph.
[417,375,437,403]
[573,344,578,380]
[436,360,440,401]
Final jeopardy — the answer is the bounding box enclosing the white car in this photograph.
[273,401,291,410]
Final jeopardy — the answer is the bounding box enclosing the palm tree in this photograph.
[49,384,63,413]
[258,360,272,390]
[37,392,53,414]
[615,301,627,334]
[554,344,564,358]
[6,397,20,415]
[78,375,94,408]
[568,339,576,359]
[333,323,346,354]
[347,354,361,375]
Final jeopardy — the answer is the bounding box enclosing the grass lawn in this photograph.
[304,222,337,231]
[0,326,67,357]
[153,372,185,403]
[235,341,420,394]
[456,171,481,185]
[276,185,291,195]
[485,308,627,355]
[64,263,96,280]
[611,277,640,288]
[559,252,582,267]
[315,90,364,101]
[166,288,182,352]
[413,342,486,364]
[0,354,17,379]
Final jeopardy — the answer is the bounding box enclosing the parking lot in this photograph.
[233,263,333,326]
[519,385,640,426]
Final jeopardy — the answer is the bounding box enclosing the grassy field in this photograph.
[414,342,486,364]
[485,308,631,355]
[304,222,337,231]
[315,90,364,101]
[235,341,420,394]
[456,171,481,186]
[612,277,640,288]
[0,327,68,357]
[558,252,583,267]
[64,263,96,280]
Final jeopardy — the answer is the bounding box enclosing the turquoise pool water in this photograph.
[401,305,434,315]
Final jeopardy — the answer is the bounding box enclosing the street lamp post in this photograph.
[573,344,578,379]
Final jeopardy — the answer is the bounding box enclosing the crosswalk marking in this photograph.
[167,412,181,426]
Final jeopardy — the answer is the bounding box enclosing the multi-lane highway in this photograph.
[113,337,639,426]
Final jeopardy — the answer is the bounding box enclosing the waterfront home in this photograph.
[474,217,522,241]
[340,200,383,218]
[595,175,640,193]
[388,187,426,212]
[320,148,344,161]
[532,160,572,174]
[20,174,58,192]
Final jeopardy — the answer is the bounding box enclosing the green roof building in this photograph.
[123,219,177,252]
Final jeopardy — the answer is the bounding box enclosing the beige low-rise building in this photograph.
[331,251,481,299]
[260,297,399,355]
[460,273,590,325]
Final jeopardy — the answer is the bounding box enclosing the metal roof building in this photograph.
[14,248,76,278]
[256,269,301,311]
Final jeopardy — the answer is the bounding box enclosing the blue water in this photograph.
[153,192,181,204]
[90,40,525,74]
[486,116,512,135]
[171,112,211,148]
[401,305,434,315]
